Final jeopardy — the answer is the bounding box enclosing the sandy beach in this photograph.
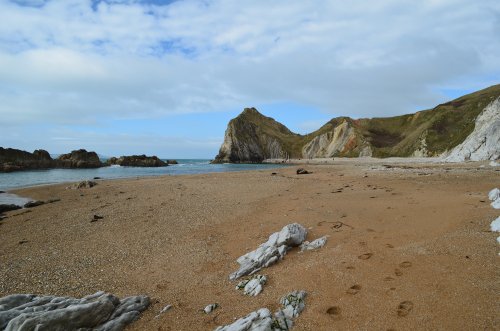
[1,160,499,330]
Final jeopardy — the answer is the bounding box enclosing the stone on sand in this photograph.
[236,275,267,296]
[214,291,307,331]
[203,303,219,314]
[229,223,307,280]
[488,188,500,209]
[300,236,328,252]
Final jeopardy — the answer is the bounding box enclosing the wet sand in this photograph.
[0,160,499,330]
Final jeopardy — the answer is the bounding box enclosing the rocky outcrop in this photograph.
[445,98,500,162]
[215,291,307,331]
[107,155,167,167]
[214,85,500,162]
[0,291,149,331]
[213,108,298,163]
[229,223,307,280]
[0,148,53,172]
[0,148,105,172]
[57,149,103,168]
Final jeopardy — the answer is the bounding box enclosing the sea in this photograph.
[0,159,288,205]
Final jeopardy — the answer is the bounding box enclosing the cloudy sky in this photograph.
[1,0,499,158]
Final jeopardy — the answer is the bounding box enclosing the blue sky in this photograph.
[0,0,499,158]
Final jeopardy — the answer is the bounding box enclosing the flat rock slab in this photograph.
[0,291,149,331]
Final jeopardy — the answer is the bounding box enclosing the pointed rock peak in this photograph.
[241,107,263,116]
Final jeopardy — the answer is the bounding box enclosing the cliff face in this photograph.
[214,108,302,163]
[214,84,500,162]
[445,97,500,161]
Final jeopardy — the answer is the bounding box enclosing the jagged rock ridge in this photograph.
[213,85,500,162]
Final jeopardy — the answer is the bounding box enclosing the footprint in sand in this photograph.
[394,269,403,276]
[397,301,414,317]
[346,285,361,295]
[358,253,373,260]
[384,276,394,281]
[399,261,412,268]
[385,244,394,248]
[326,306,341,319]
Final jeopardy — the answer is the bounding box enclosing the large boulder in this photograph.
[106,155,167,167]
[57,149,103,168]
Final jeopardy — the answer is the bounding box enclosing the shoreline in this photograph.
[0,162,499,330]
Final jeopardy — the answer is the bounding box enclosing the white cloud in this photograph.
[0,0,499,129]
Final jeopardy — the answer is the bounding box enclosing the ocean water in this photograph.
[0,159,288,192]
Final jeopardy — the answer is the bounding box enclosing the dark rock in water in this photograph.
[0,291,150,331]
[24,200,45,208]
[1,147,105,172]
[296,168,311,175]
[0,147,53,172]
[0,191,5,193]
[57,149,103,168]
[24,199,60,208]
[0,204,22,214]
[166,159,178,165]
[94,176,102,179]
[107,155,167,167]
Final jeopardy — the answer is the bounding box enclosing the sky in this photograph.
[0,0,499,158]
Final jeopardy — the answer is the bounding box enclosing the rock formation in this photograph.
[0,148,106,172]
[213,108,300,163]
[57,149,103,168]
[445,98,500,161]
[215,291,307,331]
[229,223,307,280]
[106,155,167,167]
[0,148,53,172]
[0,291,149,331]
[214,85,500,162]
[236,275,267,296]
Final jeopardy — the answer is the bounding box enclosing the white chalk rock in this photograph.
[230,223,307,280]
[0,292,149,331]
[236,275,267,296]
[491,216,500,232]
[489,188,500,209]
[300,236,328,252]
[445,98,500,162]
[204,303,219,314]
[214,308,274,331]
[215,291,307,331]
[273,290,307,330]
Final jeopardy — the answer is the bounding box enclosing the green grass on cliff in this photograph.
[223,84,500,160]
